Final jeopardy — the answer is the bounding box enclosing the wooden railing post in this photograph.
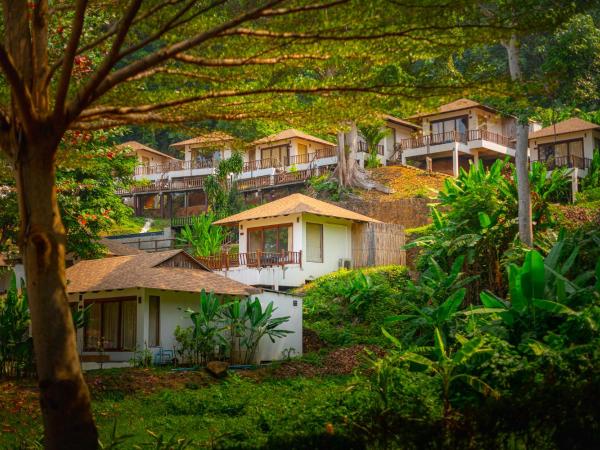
[299,250,302,269]
[257,250,262,268]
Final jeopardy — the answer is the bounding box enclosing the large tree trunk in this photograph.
[13,136,98,450]
[503,34,533,246]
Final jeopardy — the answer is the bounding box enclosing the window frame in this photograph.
[246,223,293,254]
[83,297,137,352]
[538,138,585,161]
[306,222,324,263]
[430,115,469,143]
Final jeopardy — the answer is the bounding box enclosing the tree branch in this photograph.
[79,83,471,120]
[0,44,35,128]
[54,0,88,120]
[46,0,188,83]
[173,53,328,67]
[71,0,144,118]
[69,0,286,116]
[117,0,226,62]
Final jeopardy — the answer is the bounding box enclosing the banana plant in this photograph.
[183,290,228,364]
[382,326,499,421]
[176,212,225,257]
[386,288,466,346]
[404,255,478,306]
[242,298,292,364]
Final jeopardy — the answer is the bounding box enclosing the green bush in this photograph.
[301,265,410,346]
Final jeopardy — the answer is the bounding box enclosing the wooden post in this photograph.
[425,157,432,172]
[299,250,302,269]
[257,250,262,268]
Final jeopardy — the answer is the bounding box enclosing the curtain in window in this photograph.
[102,302,120,350]
[248,229,261,253]
[148,296,160,347]
[306,223,323,263]
[569,140,584,158]
[121,301,137,351]
[85,303,102,350]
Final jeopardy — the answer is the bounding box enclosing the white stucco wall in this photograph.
[69,287,302,364]
[254,290,303,362]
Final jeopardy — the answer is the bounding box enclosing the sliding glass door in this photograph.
[84,297,137,351]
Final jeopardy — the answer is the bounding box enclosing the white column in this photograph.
[401,151,406,165]
[473,150,479,166]
[571,169,579,203]
[452,144,460,177]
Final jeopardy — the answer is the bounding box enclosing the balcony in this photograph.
[197,250,302,270]
[398,130,515,151]
[135,159,214,176]
[357,141,385,155]
[532,155,591,171]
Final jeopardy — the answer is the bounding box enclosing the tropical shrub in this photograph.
[581,148,600,191]
[358,124,388,169]
[0,275,34,377]
[174,291,291,365]
[307,173,346,201]
[176,212,225,257]
[301,266,410,346]
[410,159,572,300]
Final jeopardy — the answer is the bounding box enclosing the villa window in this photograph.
[248,224,292,255]
[430,116,468,143]
[306,223,323,263]
[538,139,584,166]
[261,144,290,165]
[84,297,137,351]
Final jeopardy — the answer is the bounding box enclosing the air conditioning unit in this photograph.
[338,258,353,270]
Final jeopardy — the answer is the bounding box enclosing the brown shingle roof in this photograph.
[100,238,145,257]
[66,251,260,296]
[383,114,421,130]
[170,131,235,148]
[528,118,600,139]
[252,129,335,147]
[409,98,502,119]
[117,141,177,160]
[214,193,380,226]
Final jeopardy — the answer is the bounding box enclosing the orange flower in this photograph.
[325,423,334,435]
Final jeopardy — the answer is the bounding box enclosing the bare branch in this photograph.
[173,53,329,67]
[54,0,88,120]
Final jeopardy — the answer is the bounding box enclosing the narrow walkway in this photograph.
[140,218,153,233]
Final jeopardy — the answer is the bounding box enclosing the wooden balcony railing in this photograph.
[315,147,337,159]
[119,165,335,196]
[532,155,592,170]
[468,129,515,148]
[197,250,302,270]
[135,159,215,176]
[398,129,517,151]
[242,158,278,172]
[285,153,312,165]
[357,141,385,155]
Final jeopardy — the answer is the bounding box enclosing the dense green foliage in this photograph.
[0,131,136,258]
[301,265,410,347]
[177,213,226,257]
[0,276,32,378]
[410,159,570,299]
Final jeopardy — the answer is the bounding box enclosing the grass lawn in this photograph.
[0,367,360,449]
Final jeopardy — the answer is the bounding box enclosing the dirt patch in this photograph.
[303,328,326,353]
[273,345,385,378]
[85,368,214,397]
[554,204,600,228]
[364,165,448,201]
